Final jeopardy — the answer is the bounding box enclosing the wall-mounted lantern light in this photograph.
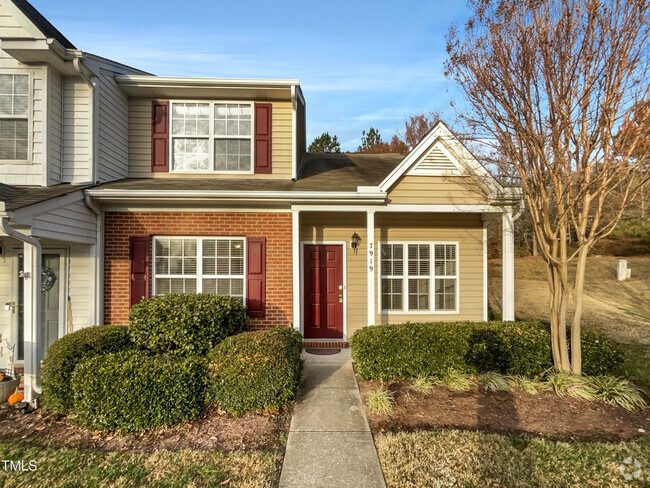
[350,232,361,253]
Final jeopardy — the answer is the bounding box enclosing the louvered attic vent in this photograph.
[408,145,463,176]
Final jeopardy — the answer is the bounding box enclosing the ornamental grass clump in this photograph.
[436,369,474,392]
[478,372,510,392]
[506,375,549,395]
[545,373,597,401]
[584,376,646,411]
[367,385,395,415]
[409,375,435,395]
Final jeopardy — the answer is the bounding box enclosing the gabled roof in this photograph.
[378,121,505,197]
[9,0,75,49]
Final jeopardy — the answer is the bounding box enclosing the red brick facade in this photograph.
[104,212,293,328]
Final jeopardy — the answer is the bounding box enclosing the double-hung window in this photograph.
[153,236,245,300]
[0,74,28,161]
[170,102,253,173]
[380,242,458,312]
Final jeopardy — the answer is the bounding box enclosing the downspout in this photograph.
[0,217,42,401]
[291,85,297,181]
[84,194,104,325]
[73,57,98,185]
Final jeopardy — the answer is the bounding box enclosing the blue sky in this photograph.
[37,0,470,151]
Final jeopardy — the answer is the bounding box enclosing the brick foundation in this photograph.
[104,212,293,329]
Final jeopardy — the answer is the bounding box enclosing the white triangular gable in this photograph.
[0,1,46,41]
[379,121,504,197]
[406,140,463,177]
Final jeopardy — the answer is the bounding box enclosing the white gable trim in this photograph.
[378,121,504,196]
[407,140,463,176]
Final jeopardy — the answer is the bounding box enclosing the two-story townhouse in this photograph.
[0,0,522,403]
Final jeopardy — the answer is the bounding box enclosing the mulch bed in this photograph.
[0,403,288,453]
[358,379,650,441]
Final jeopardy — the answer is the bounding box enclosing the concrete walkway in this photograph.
[279,349,386,488]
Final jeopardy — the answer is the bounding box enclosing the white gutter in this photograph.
[84,195,104,326]
[0,217,42,402]
[85,189,387,202]
[73,57,98,185]
[115,75,300,88]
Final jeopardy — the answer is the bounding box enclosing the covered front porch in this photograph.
[290,205,518,344]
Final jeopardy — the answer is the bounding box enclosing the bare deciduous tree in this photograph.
[446,0,650,374]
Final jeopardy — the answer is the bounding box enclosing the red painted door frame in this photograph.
[303,244,344,339]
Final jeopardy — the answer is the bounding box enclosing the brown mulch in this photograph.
[0,403,288,453]
[358,379,650,441]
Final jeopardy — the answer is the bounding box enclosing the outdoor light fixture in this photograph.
[350,232,361,253]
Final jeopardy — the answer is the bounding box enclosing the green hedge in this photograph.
[41,325,135,413]
[350,321,622,380]
[207,328,302,416]
[71,350,207,432]
[128,294,248,356]
[579,329,625,376]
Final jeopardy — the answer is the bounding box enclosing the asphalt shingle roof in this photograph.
[0,183,90,211]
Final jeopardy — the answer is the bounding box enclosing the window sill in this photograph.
[378,310,460,315]
[0,160,32,165]
[169,170,254,175]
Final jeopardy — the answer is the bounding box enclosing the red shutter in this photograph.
[246,237,266,318]
[151,101,169,172]
[254,103,272,174]
[129,236,150,307]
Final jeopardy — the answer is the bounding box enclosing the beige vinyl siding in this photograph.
[48,69,63,184]
[0,50,45,186]
[374,213,484,325]
[96,68,129,182]
[62,77,91,183]
[0,3,35,39]
[128,98,293,179]
[31,199,97,244]
[68,243,93,330]
[388,175,489,205]
[300,212,367,339]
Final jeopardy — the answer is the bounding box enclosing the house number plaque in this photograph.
[368,243,374,272]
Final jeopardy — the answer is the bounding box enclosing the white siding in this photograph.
[96,68,128,181]
[68,244,93,330]
[0,50,46,186]
[0,3,35,39]
[31,199,96,244]
[0,249,14,369]
[48,69,63,184]
[62,77,92,183]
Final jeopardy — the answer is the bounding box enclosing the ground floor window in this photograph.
[380,242,458,312]
[153,236,245,300]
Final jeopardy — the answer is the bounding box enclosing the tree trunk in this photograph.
[548,263,571,372]
[532,234,539,256]
[570,247,589,375]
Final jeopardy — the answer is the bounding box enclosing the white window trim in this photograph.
[0,72,31,164]
[169,100,255,175]
[378,241,460,315]
[152,236,247,300]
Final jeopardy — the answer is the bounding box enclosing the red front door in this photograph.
[304,244,344,339]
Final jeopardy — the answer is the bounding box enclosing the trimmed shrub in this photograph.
[350,321,624,381]
[128,293,248,356]
[207,328,302,416]
[579,329,625,376]
[72,350,207,432]
[350,321,552,381]
[41,325,135,413]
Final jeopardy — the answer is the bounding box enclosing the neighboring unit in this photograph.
[0,0,522,402]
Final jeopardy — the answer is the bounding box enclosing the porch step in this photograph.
[302,341,349,349]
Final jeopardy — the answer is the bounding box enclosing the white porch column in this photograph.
[367,210,375,326]
[23,241,42,402]
[483,217,488,322]
[502,210,515,321]
[292,210,301,332]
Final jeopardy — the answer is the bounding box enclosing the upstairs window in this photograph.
[0,74,28,161]
[170,102,253,173]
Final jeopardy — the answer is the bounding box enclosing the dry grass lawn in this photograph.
[0,440,281,488]
[375,430,650,488]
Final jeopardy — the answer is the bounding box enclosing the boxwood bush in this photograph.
[72,350,207,432]
[350,321,623,380]
[128,293,248,356]
[41,325,135,413]
[207,327,302,416]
